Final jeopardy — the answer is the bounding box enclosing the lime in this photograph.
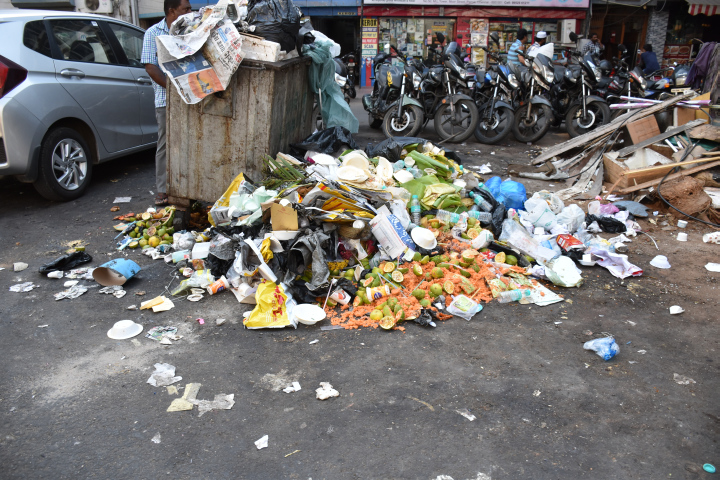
[379,316,396,330]
[391,271,404,283]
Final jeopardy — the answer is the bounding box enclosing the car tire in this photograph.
[33,127,93,201]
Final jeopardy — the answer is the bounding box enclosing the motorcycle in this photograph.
[340,52,357,99]
[410,41,479,142]
[363,45,426,138]
[472,33,516,144]
[511,52,555,143]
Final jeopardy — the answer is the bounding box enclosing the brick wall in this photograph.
[646,8,669,64]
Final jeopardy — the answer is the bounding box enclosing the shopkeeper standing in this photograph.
[141,0,192,206]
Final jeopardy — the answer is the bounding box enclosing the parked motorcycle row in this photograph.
[359,31,695,145]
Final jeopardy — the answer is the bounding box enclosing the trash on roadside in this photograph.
[255,435,269,450]
[704,232,720,244]
[283,382,301,393]
[673,373,696,385]
[13,262,28,272]
[113,197,132,203]
[140,296,175,312]
[706,263,720,272]
[54,284,88,300]
[583,337,619,361]
[193,393,235,417]
[107,320,143,340]
[167,383,201,412]
[456,409,476,421]
[99,285,127,298]
[669,305,685,314]
[147,363,182,387]
[151,433,161,444]
[93,258,141,286]
[146,326,181,343]
[649,255,671,269]
[10,282,38,292]
[39,252,92,274]
[316,382,339,400]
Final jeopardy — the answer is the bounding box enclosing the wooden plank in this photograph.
[615,119,706,158]
[531,92,696,165]
[617,160,720,194]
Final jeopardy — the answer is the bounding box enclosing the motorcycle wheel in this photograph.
[474,105,514,145]
[565,101,611,138]
[382,105,424,138]
[348,87,357,99]
[512,103,552,143]
[312,102,323,131]
[433,99,478,143]
[368,112,382,129]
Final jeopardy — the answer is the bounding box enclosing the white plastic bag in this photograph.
[556,204,585,233]
[544,256,583,287]
[531,190,565,214]
[523,197,557,231]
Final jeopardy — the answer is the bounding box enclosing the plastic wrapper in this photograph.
[498,219,557,265]
[246,0,301,53]
[364,137,463,164]
[244,281,297,329]
[523,197,557,231]
[302,41,359,133]
[446,295,481,321]
[585,214,627,234]
[38,252,92,274]
[290,127,358,156]
[171,270,215,295]
[583,337,619,361]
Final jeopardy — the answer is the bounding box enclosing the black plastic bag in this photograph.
[246,0,301,53]
[38,252,92,274]
[364,136,463,164]
[290,126,358,156]
[586,214,627,234]
[470,187,505,237]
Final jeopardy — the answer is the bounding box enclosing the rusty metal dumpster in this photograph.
[166,56,313,207]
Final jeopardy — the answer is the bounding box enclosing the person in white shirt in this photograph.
[526,31,554,61]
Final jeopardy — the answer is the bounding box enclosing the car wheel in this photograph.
[34,127,93,201]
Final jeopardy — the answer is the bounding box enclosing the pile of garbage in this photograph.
[105,130,664,332]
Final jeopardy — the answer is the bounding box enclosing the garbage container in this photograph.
[166,56,313,205]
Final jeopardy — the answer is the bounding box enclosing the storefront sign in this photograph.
[361,19,379,87]
[364,0,589,6]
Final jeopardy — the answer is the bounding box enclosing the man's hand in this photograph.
[144,64,166,89]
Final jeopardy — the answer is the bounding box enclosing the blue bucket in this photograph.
[93,258,141,286]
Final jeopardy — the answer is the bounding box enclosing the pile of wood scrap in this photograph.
[520,92,720,203]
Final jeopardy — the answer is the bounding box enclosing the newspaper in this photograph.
[156,0,243,104]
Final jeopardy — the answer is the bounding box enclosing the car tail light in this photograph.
[0,55,28,99]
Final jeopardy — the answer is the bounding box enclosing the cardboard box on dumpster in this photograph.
[270,201,299,231]
[625,115,660,145]
[239,33,281,62]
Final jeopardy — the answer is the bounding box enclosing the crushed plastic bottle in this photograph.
[435,209,461,225]
[468,191,493,212]
[467,210,493,224]
[496,289,531,303]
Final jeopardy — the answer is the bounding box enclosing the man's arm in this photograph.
[145,64,166,89]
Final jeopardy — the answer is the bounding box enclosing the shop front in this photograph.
[297,0,361,56]
[359,2,588,86]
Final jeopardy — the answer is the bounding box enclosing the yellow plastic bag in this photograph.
[260,238,274,263]
[244,281,295,329]
[208,173,246,226]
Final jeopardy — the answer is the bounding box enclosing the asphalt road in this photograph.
[0,94,718,480]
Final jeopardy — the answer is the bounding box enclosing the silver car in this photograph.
[0,10,157,200]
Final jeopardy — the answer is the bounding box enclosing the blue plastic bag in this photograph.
[583,337,619,361]
[484,176,527,210]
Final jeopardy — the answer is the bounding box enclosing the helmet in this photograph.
[599,59,612,72]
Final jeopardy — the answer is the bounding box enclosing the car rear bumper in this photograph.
[0,96,44,176]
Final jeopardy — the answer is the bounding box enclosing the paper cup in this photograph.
[677,232,688,242]
[93,258,141,286]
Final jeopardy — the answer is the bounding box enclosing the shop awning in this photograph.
[362,6,586,19]
[687,0,720,15]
